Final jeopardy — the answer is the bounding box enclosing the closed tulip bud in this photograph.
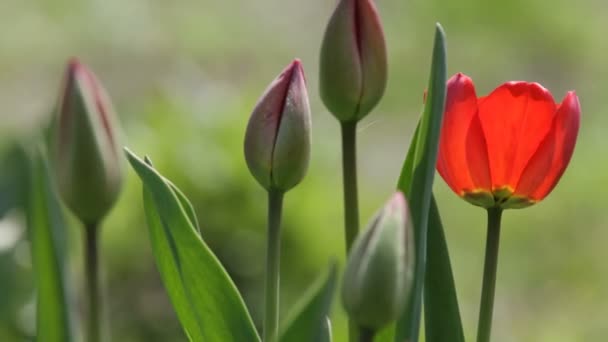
[319,0,387,122]
[342,191,414,331]
[50,58,123,225]
[244,59,311,192]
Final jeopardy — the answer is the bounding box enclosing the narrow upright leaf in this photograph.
[279,263,338,342]
[424,197,465,342]
[394,24,447,342]
[396,143,465,342]
[393,24,465,342]
[26,146,73,342]
[125,148,259,342]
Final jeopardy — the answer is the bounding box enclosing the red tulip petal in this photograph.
[530,92,580,200]
[465,112,492,191]
[478,82,557,190]
[437,73,490,194]
[513,125,556,199]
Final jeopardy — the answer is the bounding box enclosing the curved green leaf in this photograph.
[169,181,201,235]
[424,197,465,342]
[143,156,200,235]
[26,146,73,342]
[397,127,466,342]
[126,148,259,342]
[394,24,447,342]
[279,263,337,342]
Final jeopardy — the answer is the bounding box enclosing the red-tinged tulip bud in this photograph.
[437,73,581,209]
[244,59,311,192]
[342,192,414,330]
[50,58,123,225]
[319,0,387,122]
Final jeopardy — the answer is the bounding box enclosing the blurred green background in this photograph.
[0,0,605,341]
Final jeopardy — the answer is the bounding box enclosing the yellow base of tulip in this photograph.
[462,187,536,209]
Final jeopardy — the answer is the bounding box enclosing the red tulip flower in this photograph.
[437,73,580,209]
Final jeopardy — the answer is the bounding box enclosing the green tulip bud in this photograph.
[244,59,311,192]
[342,191,415,330]
[319,0,388,123]
[50,58,123,225]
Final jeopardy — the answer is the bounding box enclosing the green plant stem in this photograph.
[358,326,375,342]
[476,208,503,342]
[264,190,284,342]
[84,223,101,342]
[340,121,360,253]
[341,121,360,342]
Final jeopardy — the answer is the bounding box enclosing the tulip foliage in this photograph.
[20,1,580,342]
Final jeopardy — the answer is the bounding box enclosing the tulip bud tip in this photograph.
[66,57,84,72]
[244,60,311,192]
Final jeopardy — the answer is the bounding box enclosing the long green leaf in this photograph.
[170,181,201,235]
[144,156,201,236]
[26,146,73,342]
[279,263,337,342]
[125,148,259,342]
[394,24,447,342]
[393,24,465,342]
[424,197,465,342]
[396,147,466,342]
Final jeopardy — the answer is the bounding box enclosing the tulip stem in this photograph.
[84,223,102,342]
[264,190,284,342]
[477,208,503,342]
[358,326,376,342]
[341,121,360,342]
[340,121,360,252]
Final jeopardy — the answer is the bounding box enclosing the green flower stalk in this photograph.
[244,59,311,342]
[50,58,123,342]
[342,192,415,339]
